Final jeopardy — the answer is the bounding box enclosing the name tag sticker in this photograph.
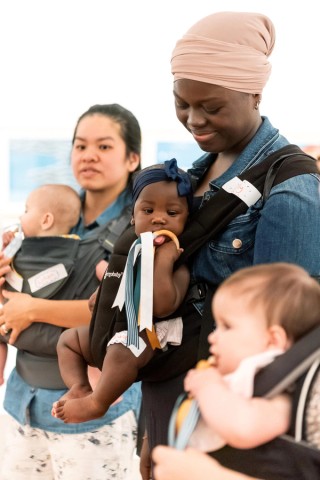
[5,270,23,292]
[222,177,261,207]
[28,263,68,293]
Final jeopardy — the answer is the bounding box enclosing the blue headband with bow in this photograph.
[132,158,193,210]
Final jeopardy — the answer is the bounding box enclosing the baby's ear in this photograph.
[267,325,289,350]
[41,212,54,231]
[130,217,135,225]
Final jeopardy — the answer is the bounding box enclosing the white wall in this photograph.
[0,0,319,226]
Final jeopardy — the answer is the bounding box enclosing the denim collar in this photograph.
[188,117,289,190]
[72,187,132,238]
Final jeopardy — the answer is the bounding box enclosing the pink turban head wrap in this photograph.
[171,11,275,94]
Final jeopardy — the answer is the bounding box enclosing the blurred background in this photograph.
[0,0,319,227]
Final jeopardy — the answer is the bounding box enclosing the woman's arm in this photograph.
[254,175,320,274]
[0,290,91,345]
[152,446,262,480]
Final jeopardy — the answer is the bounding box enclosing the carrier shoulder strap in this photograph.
[101,205,132,253]
[253,324,320,442]
[177,144,317,361]
[254,324,320,399]
[80,204,132,254]
[177,144,318,266]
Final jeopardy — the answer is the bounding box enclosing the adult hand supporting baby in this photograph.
[0,290,33,344]
[152,445,261,480]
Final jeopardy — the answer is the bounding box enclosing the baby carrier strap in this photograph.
[177,144,318,361]
[89,225,136,370]
[177,144,318,265]
[69,205,132,300]
[253,324,320,443]
[254,325,320,399]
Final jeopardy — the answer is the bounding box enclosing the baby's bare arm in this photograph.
[186,367,291,448]
[153,241,190,317]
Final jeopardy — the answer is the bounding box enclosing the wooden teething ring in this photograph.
[152,229,180,250]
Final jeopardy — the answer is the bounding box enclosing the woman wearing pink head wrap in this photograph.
[142,12,320,480]
[171,11,275,94]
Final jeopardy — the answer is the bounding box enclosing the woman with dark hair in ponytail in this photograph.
[0,103,142,480]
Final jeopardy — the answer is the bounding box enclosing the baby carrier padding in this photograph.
[209,325,320,479]
[0,207,132,389]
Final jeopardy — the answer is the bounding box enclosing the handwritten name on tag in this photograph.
[222,177,261,207]
[28,264,68,293]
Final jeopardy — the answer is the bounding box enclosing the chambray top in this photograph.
[72,187,132,239]
[3,185,142,433]
[188,117,320,294]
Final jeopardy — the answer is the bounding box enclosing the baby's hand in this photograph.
[95,260,108,281]
[88,287,99,313]
[184,366,223,398]
[2,231,15,249]
[156,240,183,259]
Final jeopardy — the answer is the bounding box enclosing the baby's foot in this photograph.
[52,395,106,423]
[52,384,92,418]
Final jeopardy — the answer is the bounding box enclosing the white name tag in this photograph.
[222,177,261,207]
[5,270,23,292]
[28,263,68,293]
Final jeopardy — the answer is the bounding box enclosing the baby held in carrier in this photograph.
[52,159,194,423]
[169,263,320,479]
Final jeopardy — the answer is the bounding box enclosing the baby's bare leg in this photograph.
[52,326,93,418]
[54,332,154,423]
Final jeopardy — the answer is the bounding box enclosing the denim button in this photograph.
[232,238,242,249]
[30,388,36,393]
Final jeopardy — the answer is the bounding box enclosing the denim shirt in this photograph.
[4,185,142,433]
[188,117,320,291]
[71,188,132,239]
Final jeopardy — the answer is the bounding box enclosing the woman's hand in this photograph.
[0,290,34,344]
[2,231,15,249]
[152,446,259,480]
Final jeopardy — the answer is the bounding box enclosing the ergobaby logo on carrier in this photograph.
[104,271,123,279]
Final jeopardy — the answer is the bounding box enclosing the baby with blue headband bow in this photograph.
[52,159,193,424]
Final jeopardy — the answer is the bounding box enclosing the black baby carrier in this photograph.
[208,324,320,479]
[1,207,131,389]
[164,145,320,479]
